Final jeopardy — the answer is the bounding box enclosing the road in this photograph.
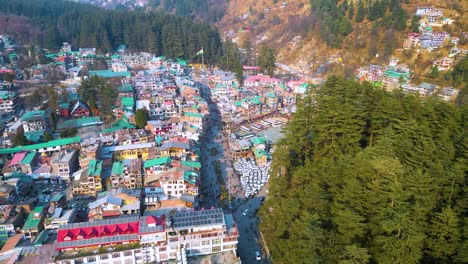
[196,74,270,263]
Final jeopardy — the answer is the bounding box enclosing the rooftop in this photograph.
[172,208,225,230]
[144,156,171,169]
[89,70,131,78]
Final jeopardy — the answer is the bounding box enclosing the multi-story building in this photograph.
[72,159,103,198]
[0,90,18,113]
[51,149,79,183]
[55,208,238,264]
[21,110,48,132]
[110,159,143,189]
[145,167,199,197]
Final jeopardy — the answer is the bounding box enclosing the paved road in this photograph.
[195,74,270,263]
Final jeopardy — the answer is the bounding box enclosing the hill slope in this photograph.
[217,0,467,77]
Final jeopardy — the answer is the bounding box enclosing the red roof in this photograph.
[57,221,140,243]
[146,215,166,225]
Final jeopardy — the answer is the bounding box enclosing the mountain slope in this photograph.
[217,0,467,77]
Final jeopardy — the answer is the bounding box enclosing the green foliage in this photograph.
[430,66,440,78]
[44,131,53,142]
[347,1,354,20]
[2,73,13,82]
[60,128,78,138]
[78,76,116,119]
[0,0,223,63]
[410,15,421,33]
[260,77,467,264]
[451,56,468,86]
[217,40,244,84]
[257,45,277,76]
[355,1,365,23]
[13,132,28,146]
[135,108,149,129]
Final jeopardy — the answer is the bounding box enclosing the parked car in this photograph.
[243,209,249,216]
[256,251,261,260]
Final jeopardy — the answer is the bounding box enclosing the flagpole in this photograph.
[202,47,204,73]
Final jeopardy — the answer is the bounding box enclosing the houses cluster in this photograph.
[0,41,239,263]
[356,58,411,91]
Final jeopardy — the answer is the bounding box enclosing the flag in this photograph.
[196,48,204,56]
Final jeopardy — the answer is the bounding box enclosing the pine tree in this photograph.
[355,1,365,22]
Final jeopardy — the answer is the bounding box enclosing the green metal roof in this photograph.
[254,149,268,158]
[251,96,262,105]
[144,157,171,168]
[112,161,124,175]
[89,70,131,78]
[50,193,65,202]
[58,102,69,109]
[87,159,103,177]
[184,171,199,185]
[102,119,136,133]
[121,97,135,108]
[20,152,37,165]
[24,130,44,143]
[33,230,49,246]
[176,59,188,66]
[184,112,204,118]
[57,116,102,130]
[181,161,201,169]
[22,206,44,231]
[21,110,46,122]
[252,137,266,146]
[118,84,134,93]
[0,136,81,155]
[266,92,277,99]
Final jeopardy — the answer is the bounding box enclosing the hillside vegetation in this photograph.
[217,0,467,77]
[0,0,222,63]
[148,0,225,24]
[260,76,468,263]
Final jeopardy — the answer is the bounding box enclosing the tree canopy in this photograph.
[260,77,467,264]
[0,0,223,63]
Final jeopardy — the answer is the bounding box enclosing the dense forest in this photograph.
[0,0,222,63]
[148,0,225,24]
[260,77,467,263]
[310,0,407,47]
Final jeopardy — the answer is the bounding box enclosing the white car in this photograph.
[242,209,249,216]
[256,251,261,260]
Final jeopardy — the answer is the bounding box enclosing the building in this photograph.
[110,159,143,189]
[71,159,103,198]
[0,90,18,113]
[44,208,76,230]
[70,101,90,118]
[55,208,238,264]
[145,167,199,198]
[22,205,46,238]
[21,110,48,133]
[51,149,79,183]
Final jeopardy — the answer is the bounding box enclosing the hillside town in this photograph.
[0,2,466,264]
[355,6,465,99]
[0,29,308,262]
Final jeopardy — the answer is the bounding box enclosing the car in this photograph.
[256,251,261,260]
[242,209,249,216]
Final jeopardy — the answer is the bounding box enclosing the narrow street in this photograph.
[197,76,270,263]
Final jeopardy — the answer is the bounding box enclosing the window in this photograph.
[212,239,221,245]
[212,246,221,252]
[112,253,121,258]
[87,257,96,262]
[202,240,210,246]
